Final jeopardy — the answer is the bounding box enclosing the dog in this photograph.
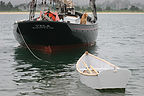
[80,13,88,24]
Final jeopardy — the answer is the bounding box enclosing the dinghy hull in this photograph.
[79,69,131,89]
[76,52,131,89]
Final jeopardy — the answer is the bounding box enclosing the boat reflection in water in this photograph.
[13,46,125,96]
[13,46,96,95]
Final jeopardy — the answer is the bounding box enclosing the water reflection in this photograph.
[13,47,89,80]
[13,46,125,96]
[13,46,98,95]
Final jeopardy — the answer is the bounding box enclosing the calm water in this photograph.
[0,13,144,96]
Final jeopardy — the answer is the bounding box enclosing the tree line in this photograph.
[0,0,143,12]
[97,5,142,12]
[0,1,20,11]
[75,5,143,12]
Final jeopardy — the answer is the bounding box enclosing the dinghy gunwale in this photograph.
[76,52,119,76]
[76,53,98,76]
[88,53,119,69]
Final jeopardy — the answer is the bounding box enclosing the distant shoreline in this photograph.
[0,11,144,14]
[97,11,144,14]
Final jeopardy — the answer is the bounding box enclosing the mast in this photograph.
[89,0,97,23]
[29,0,37,20]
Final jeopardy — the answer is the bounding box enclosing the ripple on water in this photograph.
[0,14,144,96]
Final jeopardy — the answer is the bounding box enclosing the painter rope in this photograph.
[17,26,42,61]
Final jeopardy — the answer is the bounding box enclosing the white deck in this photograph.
[63,16,91,24]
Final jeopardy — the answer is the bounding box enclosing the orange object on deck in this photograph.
[44,11,60,21]
[37,11,60,21]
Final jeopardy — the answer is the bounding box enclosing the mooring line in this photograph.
[17,26,43,61]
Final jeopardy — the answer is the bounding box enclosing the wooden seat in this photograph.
[82,61,99,75]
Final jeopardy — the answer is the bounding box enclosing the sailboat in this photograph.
[13,0,98,53]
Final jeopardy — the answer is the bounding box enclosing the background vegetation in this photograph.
[0,1,21,11]
[0,1,144,12]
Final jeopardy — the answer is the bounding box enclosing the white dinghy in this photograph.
[76,51,131,89]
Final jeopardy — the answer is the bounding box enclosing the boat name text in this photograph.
[32,25,54,30]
